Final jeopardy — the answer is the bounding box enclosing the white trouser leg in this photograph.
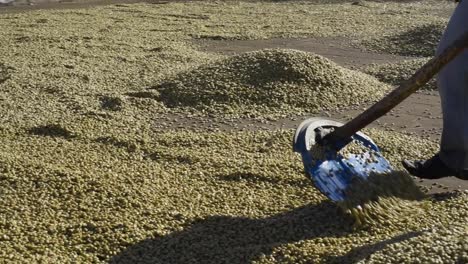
[436,1,468,170]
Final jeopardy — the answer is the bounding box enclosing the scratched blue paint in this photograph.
[295,126,392,202]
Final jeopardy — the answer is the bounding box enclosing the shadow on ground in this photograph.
[109,201,354,264]
[324,231,424,263]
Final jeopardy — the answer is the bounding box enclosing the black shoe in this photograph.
[402,154,458,179]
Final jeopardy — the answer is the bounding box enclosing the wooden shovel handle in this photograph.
[325,31,468,144]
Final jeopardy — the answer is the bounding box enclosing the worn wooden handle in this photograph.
[325,31,468,144]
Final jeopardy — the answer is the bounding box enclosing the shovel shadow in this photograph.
[109,201,354,264]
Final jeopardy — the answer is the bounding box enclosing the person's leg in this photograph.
[437,0,468,172]
[403,1,468,180]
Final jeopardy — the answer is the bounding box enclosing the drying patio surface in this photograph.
[0,0,466,263]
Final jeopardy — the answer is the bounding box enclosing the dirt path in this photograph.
[195,37,411,69]
[154,94,441,139]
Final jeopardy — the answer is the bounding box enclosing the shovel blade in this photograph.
[293,118,392,202]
